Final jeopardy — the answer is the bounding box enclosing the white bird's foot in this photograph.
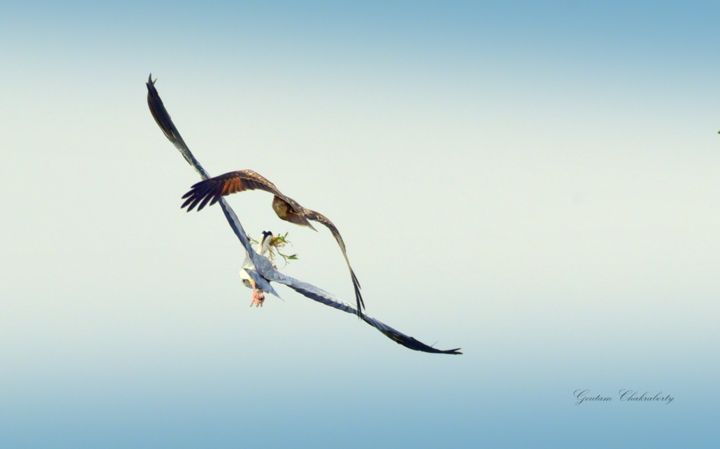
[250,288,265,307]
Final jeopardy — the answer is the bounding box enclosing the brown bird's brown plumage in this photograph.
[181,170,365,316]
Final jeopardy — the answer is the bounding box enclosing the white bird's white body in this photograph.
[240,234,273,289]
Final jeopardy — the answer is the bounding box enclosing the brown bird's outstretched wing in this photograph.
[181,170,286,212]
[303,209,364,313]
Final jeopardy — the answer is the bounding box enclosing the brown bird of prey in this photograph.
[179,156,364,318]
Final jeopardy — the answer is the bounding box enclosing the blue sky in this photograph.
[1,1,719,448]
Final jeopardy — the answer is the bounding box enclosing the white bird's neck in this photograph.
[259,238,272,256]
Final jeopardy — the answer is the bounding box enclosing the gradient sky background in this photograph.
[1,1,719,448]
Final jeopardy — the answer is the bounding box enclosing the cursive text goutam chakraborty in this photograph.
[574,389,674,405]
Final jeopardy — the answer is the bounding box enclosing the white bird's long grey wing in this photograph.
[147,75,461,354]
[146,75,206,177]
[146,74,261,267]
[267,270,462,354]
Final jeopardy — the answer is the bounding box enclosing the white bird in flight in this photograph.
[146,74,461,355]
